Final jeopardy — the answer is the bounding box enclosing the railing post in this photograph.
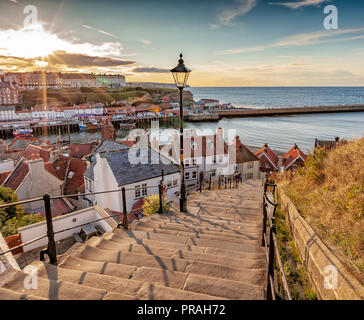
[267,223,276,300]
[40,194,57,265]
[262,202,267,246]
[158,182,163,214]
[208,173,212,190]
[122,187,128,229]
[218,176,221,189]
[224,177,227,189]
[199,171,203,192]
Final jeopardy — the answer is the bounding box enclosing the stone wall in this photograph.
[279,189,364,300]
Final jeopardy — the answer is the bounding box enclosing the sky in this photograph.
[0,0,364,86]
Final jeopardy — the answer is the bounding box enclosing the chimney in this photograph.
[294,143,298,150]
[335,137,340,143]
[264,143,268,153]
[101,120,115,140]
[28,157,44,179]
[216,127,224,141]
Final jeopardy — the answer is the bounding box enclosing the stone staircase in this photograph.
[0,180,267,300]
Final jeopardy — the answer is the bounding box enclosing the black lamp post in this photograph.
[170,53,191,213]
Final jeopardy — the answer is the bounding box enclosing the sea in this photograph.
[8,87,364,154]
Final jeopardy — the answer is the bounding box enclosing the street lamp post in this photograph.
[170,53,191,213]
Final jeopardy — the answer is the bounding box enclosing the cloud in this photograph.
[44,51,135,67]
[269,0,330,9]
[212,0,257,28]
[132,67,169,73]
[218,27,364,55]
[140,39,151,45]
[81,24,117,38]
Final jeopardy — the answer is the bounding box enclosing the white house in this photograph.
[84,141,181,212]
[0,106,16,121]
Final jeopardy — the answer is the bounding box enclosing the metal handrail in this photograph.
[262,180,292,300]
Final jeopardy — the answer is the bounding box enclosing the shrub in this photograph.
[142,194,170,216]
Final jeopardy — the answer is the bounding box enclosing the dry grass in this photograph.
[275,137,364,283]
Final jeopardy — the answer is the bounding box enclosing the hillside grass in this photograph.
[275,137,364,283]
[20,87,183,107]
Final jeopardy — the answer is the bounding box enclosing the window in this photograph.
[173,179,178,186]
[192,158,197,166]
[185,172,190,180]
[142,184,147,196]
[248,162,253,169]
[234,164,238,171]
[192,171,197,179]
[265,163,270,169]
[185,160,190,167]
[247,173,253,179]
[167,181,172,188]
[135,185,141,198]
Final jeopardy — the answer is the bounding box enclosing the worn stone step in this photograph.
[72,244,265,285]
[102,233,266,259]
[33,259,221,300]
[184,274,264,300]
[0,286,47,300]
[132,226,260,244]
[112,229,263,252]
[87,237,266,270]
[154,211,262,228]
[150,214,261,231]
[135,220,261,236]
[0,269,108,300]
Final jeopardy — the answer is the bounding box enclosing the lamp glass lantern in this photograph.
[170,53,191,89]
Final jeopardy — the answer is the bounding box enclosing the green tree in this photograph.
[0,187,44,237]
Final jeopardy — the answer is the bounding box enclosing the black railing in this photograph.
[199,172,240,192]
[262,179,292,300]
[0,179,170,264]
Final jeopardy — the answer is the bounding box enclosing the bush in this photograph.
[142,194,170,216]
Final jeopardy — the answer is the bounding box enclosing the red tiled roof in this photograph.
[38,199,72,217]
[3,160,29,191]
[44,156,87,194]
[68,143,97,159]
[0,171,11,185]
[232,136,259,164]
[255,143,279,169]
[283,145,306,169]
[111,211,139,223]
[21,145,51,162]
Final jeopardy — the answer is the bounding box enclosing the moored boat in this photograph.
[13,128,33,137]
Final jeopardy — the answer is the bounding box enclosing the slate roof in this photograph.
[85,147,180,186]
[89,139,130,161]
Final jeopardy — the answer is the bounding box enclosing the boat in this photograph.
[13,128,33,137]
[78,121,101,131]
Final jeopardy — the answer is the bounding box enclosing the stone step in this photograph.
[132,226,260,244]
[0,286,47,300]
[102,233,266,259]
[0,269,109,300]
[34,259,222,300]
[112,229,263,253]
[135,220,261,236]
[150,213,261,230]
[88,237,266,270]
[60,256,261,299]
[72,244,266,285]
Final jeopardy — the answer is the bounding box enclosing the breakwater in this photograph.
[214,104,364,119]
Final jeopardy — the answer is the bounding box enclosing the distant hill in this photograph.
[19,87,194,107]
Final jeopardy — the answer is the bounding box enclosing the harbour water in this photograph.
[7,87,364,153]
